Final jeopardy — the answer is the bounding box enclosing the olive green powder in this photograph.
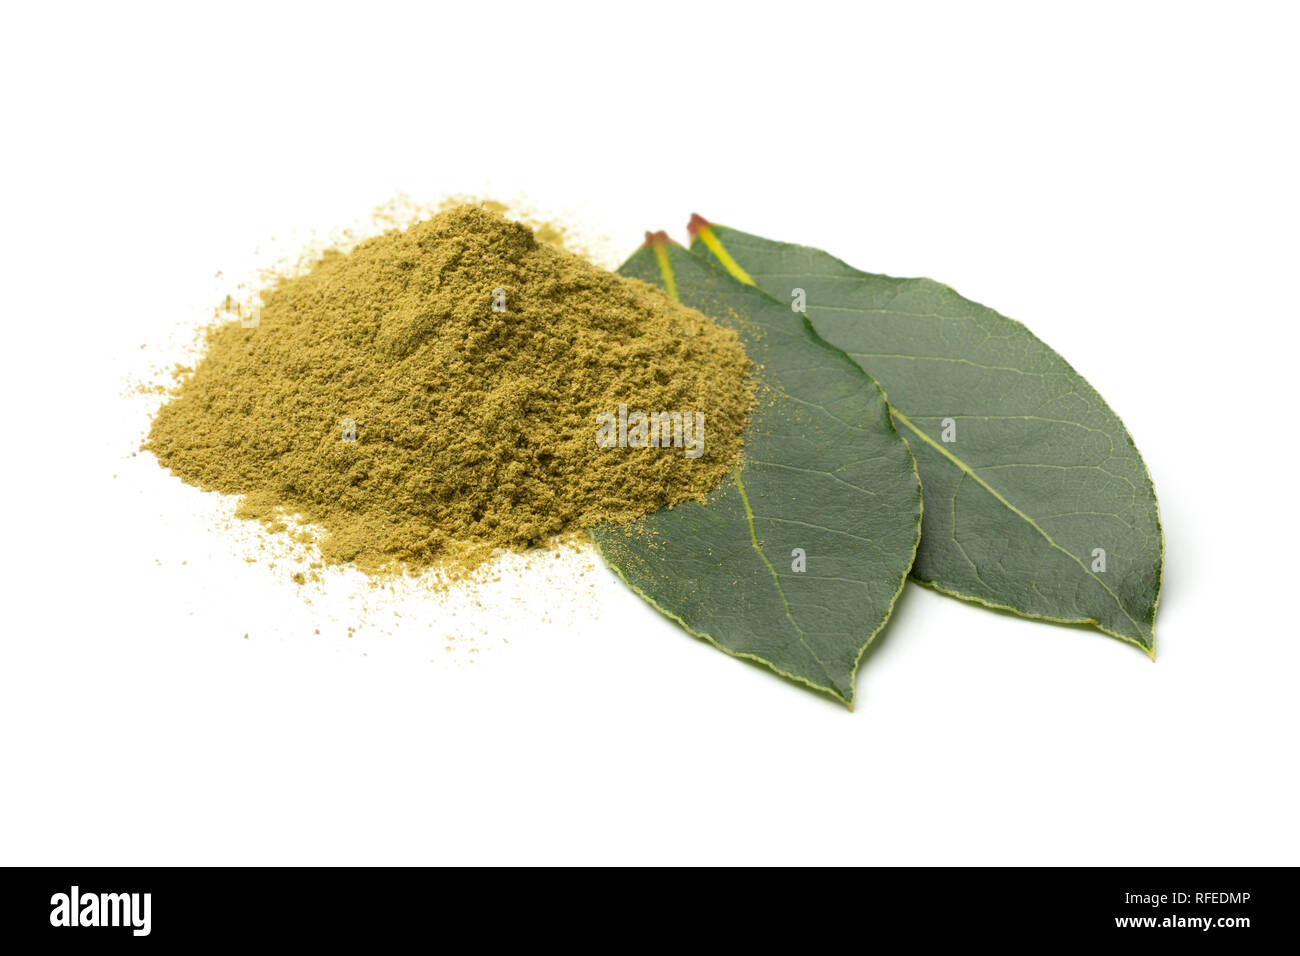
[148,204,754,576]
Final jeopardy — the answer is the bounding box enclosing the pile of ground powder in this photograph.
[147,204,754,576]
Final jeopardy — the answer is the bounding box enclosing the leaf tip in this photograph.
[642,229,673,248]
[687,213,710,238]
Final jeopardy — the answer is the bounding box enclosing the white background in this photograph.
[2,2,1297,865]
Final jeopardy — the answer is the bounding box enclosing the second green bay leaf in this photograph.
[691,222,1163,654]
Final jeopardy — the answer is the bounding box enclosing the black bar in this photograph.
[0,867,1288,945]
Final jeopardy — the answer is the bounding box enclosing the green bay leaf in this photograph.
[690,221,1163,655]
[590,239,921,706]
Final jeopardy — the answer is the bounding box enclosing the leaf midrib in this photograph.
[650,240,839,695]
[735,472,837,693]
[894,400,1146,641]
